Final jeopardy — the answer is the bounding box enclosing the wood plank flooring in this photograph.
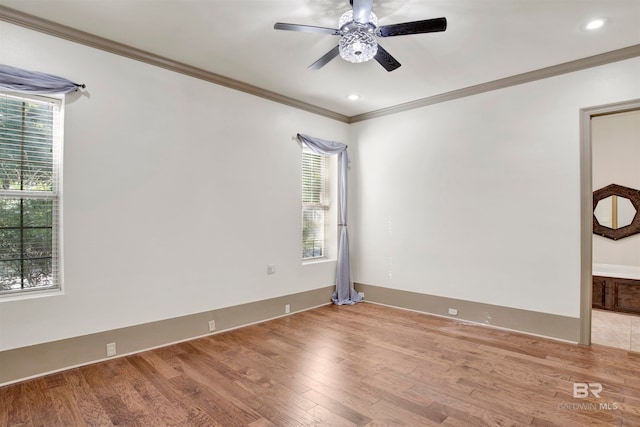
[2,302,640,426]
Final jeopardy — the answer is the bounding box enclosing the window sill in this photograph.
[302,257,336,266]
[0,288,64,303]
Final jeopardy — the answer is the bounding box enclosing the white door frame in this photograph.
[579,98,640,345]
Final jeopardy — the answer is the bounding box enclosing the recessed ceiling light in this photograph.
[347,94,360,101]
[585,18,605,30]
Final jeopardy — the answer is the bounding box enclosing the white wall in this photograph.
[0,22,348,351]
[592,110,640,267]
[350,57,640,318]
[2,21,639,352]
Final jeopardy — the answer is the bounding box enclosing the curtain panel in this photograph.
[0,64,84,94]
[297,133,362,305]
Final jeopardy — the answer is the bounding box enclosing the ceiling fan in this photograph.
[274,0,447,72]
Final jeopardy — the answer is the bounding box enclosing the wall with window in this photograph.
[349,57,640,322]
[0,21,348,351]
[2,14,640,362]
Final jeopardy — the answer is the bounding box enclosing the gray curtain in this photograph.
[297,133,363,305]
[0,64,84,94]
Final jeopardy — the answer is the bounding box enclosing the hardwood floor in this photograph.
[2,302,640,426]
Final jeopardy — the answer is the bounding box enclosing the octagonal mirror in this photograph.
[593,184,640,240]
[594,195,637,229]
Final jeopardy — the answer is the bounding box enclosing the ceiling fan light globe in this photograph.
[339,31,378,63]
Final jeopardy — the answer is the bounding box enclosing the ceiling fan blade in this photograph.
[274,23,341,35]
[377,17,447,37]
[374,45,401,72]
[308,46,340,70]
[351,0,374,24]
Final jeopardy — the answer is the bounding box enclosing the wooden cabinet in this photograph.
[592,276,607,309]
[592,276,640,314]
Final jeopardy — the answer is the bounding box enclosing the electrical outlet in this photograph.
[106,342,116,357]
[448,308,458,316]
[208,320,216,332]
[285,304,290,314]
[267,264,276,274]
[358,292,365,298]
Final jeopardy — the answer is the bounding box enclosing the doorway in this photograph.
[580,99,640,346]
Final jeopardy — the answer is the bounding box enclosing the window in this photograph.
[302,148,328,259]
[0,92,62,296]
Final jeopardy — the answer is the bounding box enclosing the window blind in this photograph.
[0,92,61,295]
[302,150,327,205]
[302,148,328,259]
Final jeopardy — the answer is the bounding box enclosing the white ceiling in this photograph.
[1,0,639,117]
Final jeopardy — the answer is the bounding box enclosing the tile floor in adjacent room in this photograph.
[591,309,640,352]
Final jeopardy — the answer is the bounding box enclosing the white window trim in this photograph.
[301,148,337,263]
[0,91,64,301]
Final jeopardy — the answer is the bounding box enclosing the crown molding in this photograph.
[349,43,640,123]
[0,5,350,123]
[1,5,638,125]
